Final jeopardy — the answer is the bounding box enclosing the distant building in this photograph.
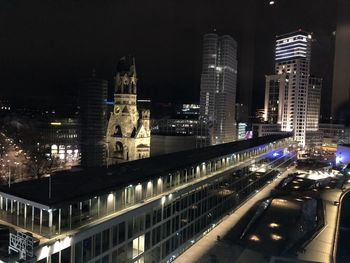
[319,123,350,150]
[263,30,323,147]
[255,108,265,123]
[252,123,287,138]
[106,56,151,164]
[274,30,312,146]
[237,123,248,140]
[174,103,200,119]
[264,74,287,124]
[336,144,350,166]
[79,73,108,167]
[150,119,210,156]
[200,33,238,145]
[235,103,249,123]
[40,119,80,163]
[306,77,322,131]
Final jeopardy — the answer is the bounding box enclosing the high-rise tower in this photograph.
[79,72,108,167]
[199,33,238,145]
[106,56,150,165]
[264,31,323,147]
[275,30,312,146]
[306,77,322,131]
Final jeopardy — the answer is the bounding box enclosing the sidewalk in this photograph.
[174,168,293,263]
[298,183,350,263]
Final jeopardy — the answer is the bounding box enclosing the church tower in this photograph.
[106,56,151,165]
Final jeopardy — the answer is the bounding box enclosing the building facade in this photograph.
[264,74,288,124]
[252,123,287,138]
[264,31,323,147]
[79,75,108,167]
[41,119,80,164]
[0,135,294,263]
[150,119,210,156]
[306,77,322,131]
[275,31,312,146]
[199,34,238,145]
[319,123,350,150]
[106,56,150,165]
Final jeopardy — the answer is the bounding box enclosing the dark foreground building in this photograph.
[0,135,294,262]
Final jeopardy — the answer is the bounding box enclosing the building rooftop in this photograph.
[276,30,311,39]
[0,134,291,208]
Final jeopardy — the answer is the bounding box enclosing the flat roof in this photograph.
[0,135,291,208]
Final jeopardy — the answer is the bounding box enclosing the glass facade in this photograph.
[0,137,294,262]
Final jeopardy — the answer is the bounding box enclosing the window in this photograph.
[132,234,145,258]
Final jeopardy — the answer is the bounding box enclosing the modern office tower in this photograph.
[106,56,151,165]
[199,33,238,145]
[274,30,312,146]
[79,73,108,167]
[264,74,288,124]
[306,77,322,131]
[332,0,350,122]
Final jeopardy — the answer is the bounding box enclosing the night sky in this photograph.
[0,0,337,115]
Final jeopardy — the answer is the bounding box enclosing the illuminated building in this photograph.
[0,135,293,262]
[264,31,323,147]
[106,56,151,164]
[174,103,200,118]
[336,144,350,166]
[275,30,312,146]
[199,33,238,145]
[39,118,80,163]
[79,73,108,167]
[319,123,350,150]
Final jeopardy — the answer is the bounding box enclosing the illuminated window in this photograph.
[132,234,145,258]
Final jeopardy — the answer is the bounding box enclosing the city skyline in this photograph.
[1,1,350,262]
[0,0,338,120]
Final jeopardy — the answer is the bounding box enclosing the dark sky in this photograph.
[0,0,337,114]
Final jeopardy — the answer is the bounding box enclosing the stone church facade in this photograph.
[106,56,150,165]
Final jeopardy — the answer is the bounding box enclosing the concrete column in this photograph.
[39,209,43,234]
[58,209,61,234]
[69,205,72,229]
[31,206,34,230]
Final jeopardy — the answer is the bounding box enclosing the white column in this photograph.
[49,210,53,235]
[97,197,100,217]
[24,205,27,228]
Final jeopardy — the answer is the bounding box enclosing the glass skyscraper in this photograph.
[200,33,238,145]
